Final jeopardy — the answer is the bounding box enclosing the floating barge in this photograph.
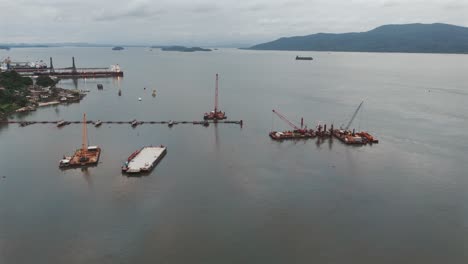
[332,129,379,145]
[269,109,315,140]
[122,146,167,174]
[269,130,315,140]
[60,146,101,168]
[204,73,227,120]
[59,113,101,168]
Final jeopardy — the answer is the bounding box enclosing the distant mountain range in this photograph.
[152,46,212,52]
[248,23,468,54]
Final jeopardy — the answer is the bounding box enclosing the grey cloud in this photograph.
[2,0,468,45]
[93,1,165,22]
[190,4,220,13]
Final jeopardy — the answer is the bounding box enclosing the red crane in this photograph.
[272,109,306,133]
[204,73,227,120]
[214,73,219,113]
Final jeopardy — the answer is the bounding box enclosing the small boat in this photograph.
[94,120,102,127]
[131,119,138,127]
[138,97,142,101]
[59,156,72,168]
[57,120,69,127]
[168,120,174,127]
[118,89,122,96]
[203,121,209,127]
[152,90,156,97]
[97,84,103,89]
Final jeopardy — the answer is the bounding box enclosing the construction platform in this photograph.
[122,146,167,174]
[332,129,379,145]
[59,146,101,168]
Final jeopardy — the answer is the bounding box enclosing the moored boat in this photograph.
[57,120,69,127]
[94,120,102,127]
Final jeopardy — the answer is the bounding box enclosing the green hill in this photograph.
[248,23,468,54]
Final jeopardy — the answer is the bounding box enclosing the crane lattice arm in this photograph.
[214,73,218,112]
[272,109,300,130]
[345,101,364,130]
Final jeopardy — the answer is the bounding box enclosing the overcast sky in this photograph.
[1,0,467,46]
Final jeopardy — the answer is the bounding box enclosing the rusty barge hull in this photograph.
[68,148,101,166]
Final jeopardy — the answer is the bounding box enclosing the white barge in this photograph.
[122,145,167,174]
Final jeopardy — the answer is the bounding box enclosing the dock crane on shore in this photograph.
[272,109,306,134]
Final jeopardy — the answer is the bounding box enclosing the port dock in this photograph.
[122,146,167,174]
[15,57,123,78]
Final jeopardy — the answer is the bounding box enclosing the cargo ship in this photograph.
[296,56,313,60]
[122,145,167,174]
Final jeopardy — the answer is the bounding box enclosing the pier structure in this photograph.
[14,57,123,78]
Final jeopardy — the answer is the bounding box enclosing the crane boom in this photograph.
[272,109,300,130]
[345,101,364,130]
[214,73,218,113]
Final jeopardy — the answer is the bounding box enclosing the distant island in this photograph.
[153,46,212,52]
[247,23,468,54]
[112,46,124,51]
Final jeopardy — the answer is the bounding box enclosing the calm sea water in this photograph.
[1,48,468,263]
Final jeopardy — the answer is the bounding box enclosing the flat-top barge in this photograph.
[122,145,167,174]
[269,130,315,140]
